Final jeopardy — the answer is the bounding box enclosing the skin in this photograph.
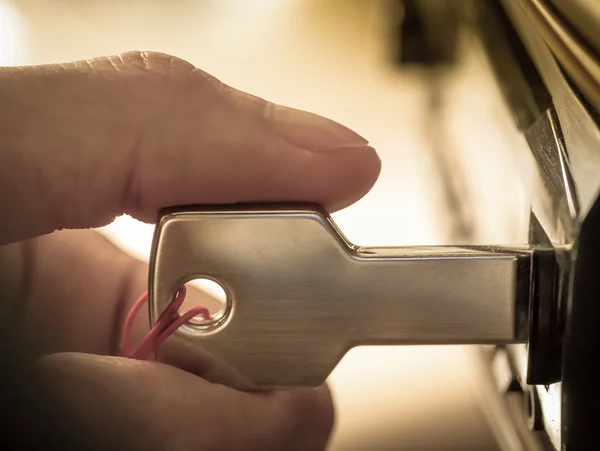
[0,51,381,450]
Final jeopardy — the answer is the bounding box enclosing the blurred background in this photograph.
[0,1,534,449]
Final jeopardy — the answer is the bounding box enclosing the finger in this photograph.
[3,228,218,357]
[0,51,381,243]
[32,353,334,451]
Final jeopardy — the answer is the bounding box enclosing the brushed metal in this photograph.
[147,203,535,389]
[515,0,600,113]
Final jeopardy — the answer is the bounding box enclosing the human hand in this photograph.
[0,52,380,450]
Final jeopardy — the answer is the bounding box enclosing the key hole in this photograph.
[180,278,229,327]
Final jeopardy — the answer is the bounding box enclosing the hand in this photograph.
[0,52,380,450]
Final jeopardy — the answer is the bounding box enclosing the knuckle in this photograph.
[260,98,277,122]
[110,51,239,105]
[114,51,229,99]
[117,50,196,76]
[190,68,235,97]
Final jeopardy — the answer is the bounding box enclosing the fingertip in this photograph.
[313,145,382,212]
[284,385,335,446]
[216,385,334,451]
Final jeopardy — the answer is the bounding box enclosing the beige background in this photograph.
[1,1,530,449]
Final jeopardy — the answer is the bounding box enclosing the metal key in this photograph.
[148,203,558,389]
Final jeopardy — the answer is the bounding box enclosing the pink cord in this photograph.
[121,285,210,360]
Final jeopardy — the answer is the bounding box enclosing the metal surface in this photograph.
[521,112,574,387]
[523,109,579,243]
[471,347,547,451]
[474,1,600,449]
[503,0,600,220]
[147,203,555,389]
[514,0,600,113]
[550,0,600,56]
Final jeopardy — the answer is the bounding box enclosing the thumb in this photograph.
[0,51,380,243]
[31,353,334,451]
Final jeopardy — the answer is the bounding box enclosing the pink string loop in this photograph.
[120,285,210,360]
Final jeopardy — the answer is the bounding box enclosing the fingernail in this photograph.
[268,104,369,150]
[319,145,379,157]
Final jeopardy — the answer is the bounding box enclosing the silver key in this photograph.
[148,203,547,389]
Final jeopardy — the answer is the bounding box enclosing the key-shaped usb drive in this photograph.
[148,203,561,389]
